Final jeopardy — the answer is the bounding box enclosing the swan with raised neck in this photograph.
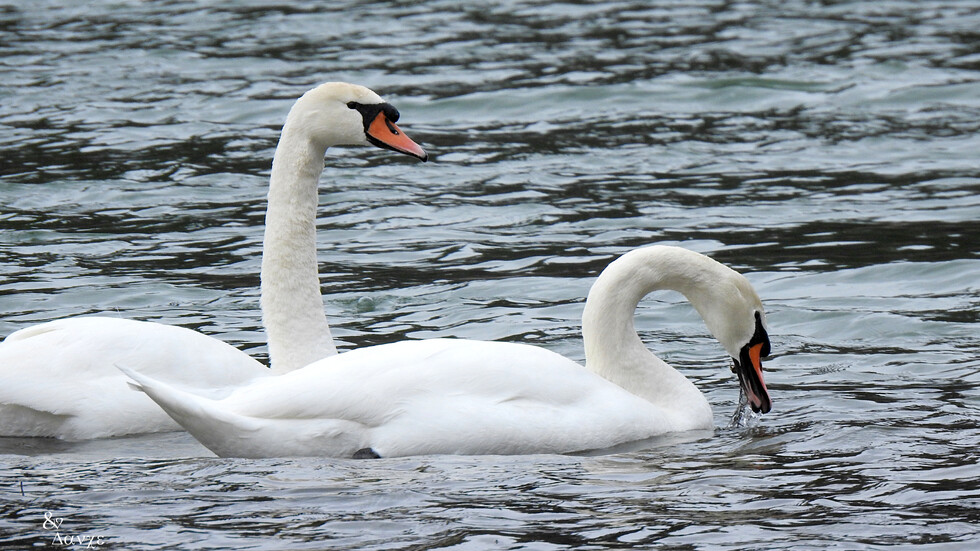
[261,82,427,373]
[0,82,427,439]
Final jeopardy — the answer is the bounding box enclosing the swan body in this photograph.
[0,82,427,440]
[126,245,773,458]
[0,318,272,439]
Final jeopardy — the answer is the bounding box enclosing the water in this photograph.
[1,0,979,548]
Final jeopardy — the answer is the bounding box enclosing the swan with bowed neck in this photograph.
[125,245,773,458]
[0,82,427,440]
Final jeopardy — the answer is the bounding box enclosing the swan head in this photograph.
[585,245,773,415]
[730,311,772,414]
[693,271,772,414]
[288,82,427,161]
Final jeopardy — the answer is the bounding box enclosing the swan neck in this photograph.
[260,123,336,374]
[582,257,664,374]
[581,247,715,407]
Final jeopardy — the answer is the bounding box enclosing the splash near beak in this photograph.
[735,341,772,414]
[366,111,428,161]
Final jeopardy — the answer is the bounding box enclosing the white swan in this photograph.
[124,245,773,458]
[0,82,427,440]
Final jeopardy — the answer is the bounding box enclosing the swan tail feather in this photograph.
[117,365,261,457]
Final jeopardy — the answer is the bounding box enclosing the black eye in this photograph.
[347,101,358,109]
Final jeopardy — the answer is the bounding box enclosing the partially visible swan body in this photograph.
[126,245,773,458]
[0,318,270,440]
[0,82,427,439]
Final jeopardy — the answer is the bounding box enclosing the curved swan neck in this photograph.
[260,119,337,375]
[581,246,731,406]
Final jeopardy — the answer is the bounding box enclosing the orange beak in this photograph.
[744,342,771,413]
[366,111,427,161]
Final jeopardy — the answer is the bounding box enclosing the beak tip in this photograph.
[749,393,772,414]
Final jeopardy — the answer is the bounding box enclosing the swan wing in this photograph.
[127,339,693,458]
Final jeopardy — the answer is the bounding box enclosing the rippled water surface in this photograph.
[2,1,979,549]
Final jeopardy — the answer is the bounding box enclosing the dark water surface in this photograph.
[1,1,979,549]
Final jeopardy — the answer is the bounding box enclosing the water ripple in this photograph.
[2,1,979,549]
